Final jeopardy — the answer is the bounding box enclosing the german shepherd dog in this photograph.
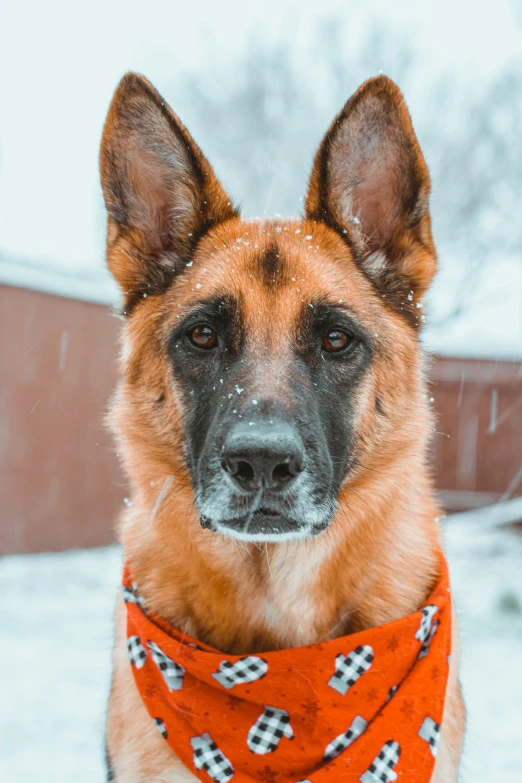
[100,73,465,781]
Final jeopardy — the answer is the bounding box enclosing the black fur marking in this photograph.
[168,294,244,462]
[121,254,180,316]
[103,147,130,226]
[375,396,386,416]
[295,301,373,483]
[105,742,115,782]
[258,244,288,288]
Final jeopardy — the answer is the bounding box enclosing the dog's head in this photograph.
[100,73,436,543]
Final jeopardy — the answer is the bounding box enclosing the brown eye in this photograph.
[188,324,217,349]
[322,329,352,353]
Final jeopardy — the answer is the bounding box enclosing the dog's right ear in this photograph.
[100,73,237,312]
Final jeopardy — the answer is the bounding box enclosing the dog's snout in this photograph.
[222,421,304,492]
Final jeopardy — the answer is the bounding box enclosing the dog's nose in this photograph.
[222,421,304,492]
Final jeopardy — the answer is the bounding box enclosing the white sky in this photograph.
[1,0,521,272]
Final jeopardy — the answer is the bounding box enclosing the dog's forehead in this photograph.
[184,218,372,323]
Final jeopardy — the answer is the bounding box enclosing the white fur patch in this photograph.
[362,251,387,277]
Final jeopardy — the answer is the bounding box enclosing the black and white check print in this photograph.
[386,685,398,702]
[415,605,438,644]
[328,645,374,696]
[247,706,294,754]
[122,582,145,608]
[212,656,268,690]
[191,732,234,783]
[324,715,368,762]
[127,635,147,669]
[418,716,441,758]
[360,740,401,783]
[418,619,439,659]
[147,640,185,691]
[153,717,168,739]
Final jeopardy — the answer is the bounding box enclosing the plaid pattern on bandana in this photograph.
[212,656,268,689]
[191,733,234,783]
[328,645,374,695]
[247,707,294,754]
[360,741,401,783]
[122,554,452,783]
[147,640,185,691]
[127,635,147,669]
[418,716,441,758]
[153,717,168,739]
[324,715,368,762]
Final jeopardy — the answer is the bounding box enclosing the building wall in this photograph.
[432,357,522,511]
[0,286,122,553]
[1,284,521,554]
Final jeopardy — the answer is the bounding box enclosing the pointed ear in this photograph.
[100,73,237,312]
[305,76,436,315]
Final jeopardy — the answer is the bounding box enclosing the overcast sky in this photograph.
[1,0,521,274]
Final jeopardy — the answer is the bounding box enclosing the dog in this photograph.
[100,71,465,782]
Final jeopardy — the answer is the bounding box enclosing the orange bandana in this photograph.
[123,556,451,783]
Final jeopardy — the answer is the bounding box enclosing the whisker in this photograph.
[265,543,273,579]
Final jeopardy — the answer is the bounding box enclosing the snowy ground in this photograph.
[1,515,521,782]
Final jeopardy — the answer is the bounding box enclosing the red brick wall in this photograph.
[1,284,521,554]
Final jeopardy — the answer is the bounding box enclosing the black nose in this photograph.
[222,421,304,492]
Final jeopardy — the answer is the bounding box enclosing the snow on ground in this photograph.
[443,518,522,781]
[1,516,521,782]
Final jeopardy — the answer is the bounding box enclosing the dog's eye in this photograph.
[322,329,353,353]
[188,324,218,350]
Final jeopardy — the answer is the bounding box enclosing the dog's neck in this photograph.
[121,452,442,655]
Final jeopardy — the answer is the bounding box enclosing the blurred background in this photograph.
[1,0,521,781]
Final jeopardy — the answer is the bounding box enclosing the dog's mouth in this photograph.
[252,506,280,519]
[201,507,328,542]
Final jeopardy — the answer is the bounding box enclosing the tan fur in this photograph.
[101,73,465,781]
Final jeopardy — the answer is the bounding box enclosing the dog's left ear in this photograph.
[306,76,436,309]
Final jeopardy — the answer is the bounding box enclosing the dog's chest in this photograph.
[252,555,336,648]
